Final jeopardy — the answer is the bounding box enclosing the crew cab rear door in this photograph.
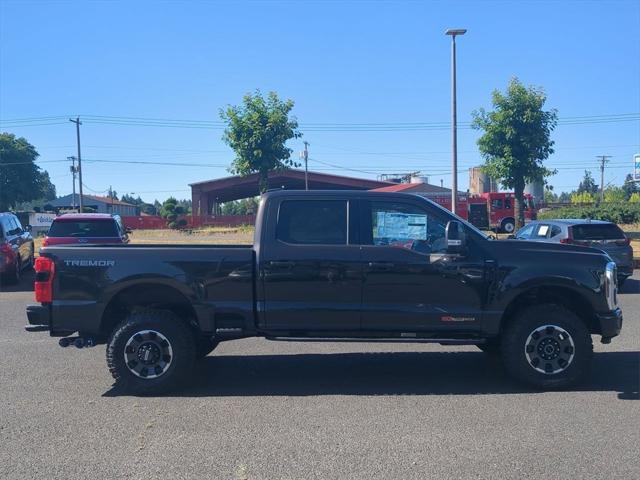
[259,196,362,331]
[359,198,486,332]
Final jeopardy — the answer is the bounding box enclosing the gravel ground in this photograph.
[1,272,638,479]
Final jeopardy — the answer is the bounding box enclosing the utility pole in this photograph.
[445,28,467,214]
[69,117,84,212]
[301,141,310,190]
[597,155,612,202]
[68,156,78,209]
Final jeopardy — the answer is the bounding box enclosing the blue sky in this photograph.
[1,0,639,203]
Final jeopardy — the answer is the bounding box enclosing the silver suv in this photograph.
[515,219,633,286]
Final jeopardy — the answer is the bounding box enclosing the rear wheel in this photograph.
[501,304,592,388]
[106,310,196,394]
[500,218,516,234]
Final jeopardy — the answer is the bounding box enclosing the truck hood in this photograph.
[492,239,612,263]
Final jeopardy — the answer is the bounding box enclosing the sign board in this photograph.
[375,212,427,240]
[635,154,640,181]
[28,212,56,228]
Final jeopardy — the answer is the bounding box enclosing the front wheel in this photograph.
[106,310,196,394]
[501,304,593,389]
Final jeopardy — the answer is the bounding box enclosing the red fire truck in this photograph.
[423,191,537,233]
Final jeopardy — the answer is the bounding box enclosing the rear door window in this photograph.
[533,224,551,238]
[48,220,119,238]
[572,224,624,240]
[276,200,348,245]
[550,225,562,238]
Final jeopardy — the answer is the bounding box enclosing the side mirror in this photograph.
[445,220,466,254]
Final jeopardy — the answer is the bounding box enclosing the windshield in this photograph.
[48,220,119,238]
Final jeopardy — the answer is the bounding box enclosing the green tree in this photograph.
[0,132,56,210]
[220,90,302,193]
[604,186,626,203]
[622,174,638,200]
[543,186,558,203]
[629,192,640,203]
[577,170,598,194]
[472,79,557,229]
[221,197,258,215]
[107,187,118,201]
[558,191,572,203]
[160,197,178,228]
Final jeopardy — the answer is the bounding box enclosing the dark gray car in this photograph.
[514,219,633,285]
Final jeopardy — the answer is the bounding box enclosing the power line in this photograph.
[1,112,638,131]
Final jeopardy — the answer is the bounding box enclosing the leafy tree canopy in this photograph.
[0,132,56,210]
[221,197,259,215]
[571,191,596,204]
[622,173,638,199]
[472,78,557,228]
[220,90,302,193]
[603,186,626,203]
[577,170,599,194]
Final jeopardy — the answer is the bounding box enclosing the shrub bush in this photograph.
[538,203,640,224]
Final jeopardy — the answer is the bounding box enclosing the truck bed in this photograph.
[39,243,256,337]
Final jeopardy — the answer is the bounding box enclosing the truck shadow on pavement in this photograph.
[619,278,640,294]
[105,350,639,399]
[0,269,34,293]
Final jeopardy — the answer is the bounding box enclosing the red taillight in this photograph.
[34,256,55,303]
[559,238,572,244]
[42,237,49,247]
[0,242,12,254]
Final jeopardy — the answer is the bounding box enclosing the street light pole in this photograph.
[445,28,466,214]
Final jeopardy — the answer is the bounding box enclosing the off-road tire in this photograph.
[106,310,196,394]
[196,336,219,359]
[501,304,593,389]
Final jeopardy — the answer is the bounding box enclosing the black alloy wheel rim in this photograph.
[123,330,173,379]
[524,324,575,375]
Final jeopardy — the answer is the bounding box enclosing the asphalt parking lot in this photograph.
[1,272,638,480]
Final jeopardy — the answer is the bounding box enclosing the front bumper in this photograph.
[596,308,623,340]
[25,304,51,332]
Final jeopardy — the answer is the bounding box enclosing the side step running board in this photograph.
[266,337,485,345]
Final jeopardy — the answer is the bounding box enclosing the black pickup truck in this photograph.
[26,190,623,393]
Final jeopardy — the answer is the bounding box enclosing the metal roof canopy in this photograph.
[190,169,391,203]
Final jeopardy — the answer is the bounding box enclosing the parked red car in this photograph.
[43,213,130,247]
[0,212,35,283]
